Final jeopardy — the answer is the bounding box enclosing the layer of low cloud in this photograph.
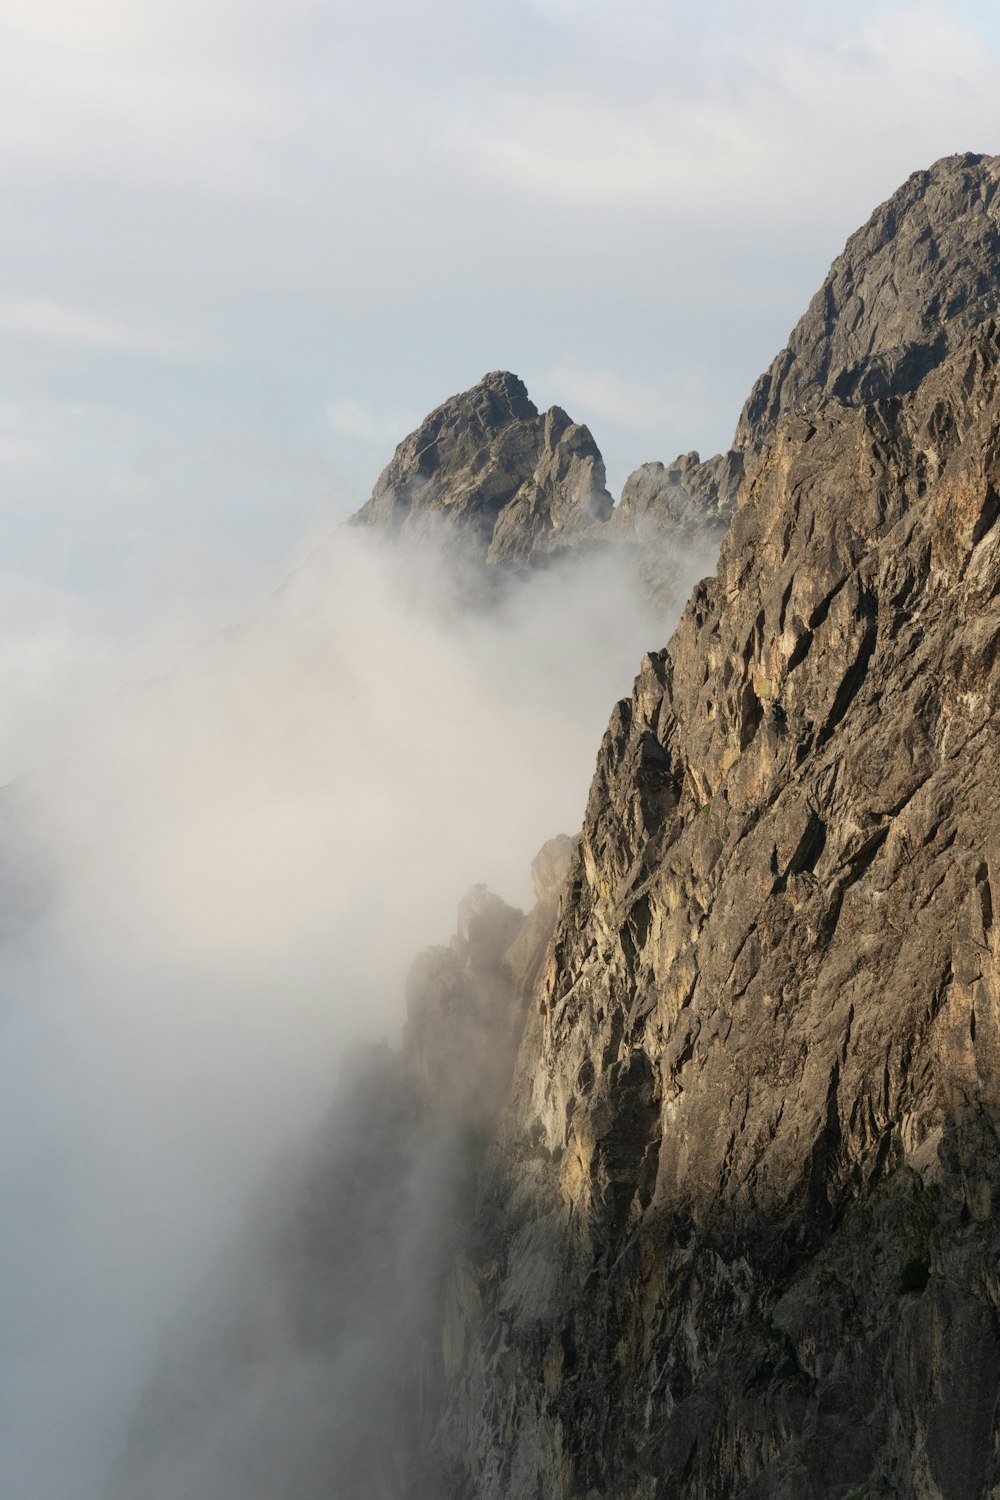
[0,295,204,358]
[0,521,716,1500]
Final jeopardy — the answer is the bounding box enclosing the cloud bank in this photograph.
[0,521,716,1500]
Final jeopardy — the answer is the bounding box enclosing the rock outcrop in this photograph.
[349,369,733,570]
[610,450,741,542]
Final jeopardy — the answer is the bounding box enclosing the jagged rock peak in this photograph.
[612,449,742,540]
[736,150,1000,453]
[351,369,613,565]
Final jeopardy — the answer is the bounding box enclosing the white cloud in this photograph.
[0,0,324,62]
[327,397,414,442]
[0,0,157,53]
[327,398,378,437]
[0,413,42,470]
[0,611,113,777]
[0,296,207,358]
[0,5,306,198]
[443,1,998,226]
[0,524,713,1498]
[540,364,666,430]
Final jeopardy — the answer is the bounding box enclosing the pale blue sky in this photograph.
[2,0,1000,774]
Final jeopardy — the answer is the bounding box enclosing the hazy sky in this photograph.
[3,0,1000,775]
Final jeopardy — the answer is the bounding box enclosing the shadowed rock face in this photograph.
[736,151,1000,454]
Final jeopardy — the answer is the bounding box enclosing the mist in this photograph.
[0,520,713,1500]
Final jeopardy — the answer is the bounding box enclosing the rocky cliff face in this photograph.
[437,309,1000,1500]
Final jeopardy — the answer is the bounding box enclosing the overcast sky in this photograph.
[3,0,1000,777]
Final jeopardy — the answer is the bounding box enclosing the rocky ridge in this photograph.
[350,369,732,569]
[350,370,617,566]
[352,157,1000,574]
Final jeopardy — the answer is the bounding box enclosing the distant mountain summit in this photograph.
[350,369,614,565]
[349,366,735,575]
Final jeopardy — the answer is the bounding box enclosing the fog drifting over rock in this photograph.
[0,522,714,1500]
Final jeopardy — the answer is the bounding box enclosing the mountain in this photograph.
[350,369,615,565]
[115,151,1000,1499]
[350,367,733,571]
[353,153,1000,578]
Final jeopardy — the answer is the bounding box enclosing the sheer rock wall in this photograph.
[439,321,1000,1500]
